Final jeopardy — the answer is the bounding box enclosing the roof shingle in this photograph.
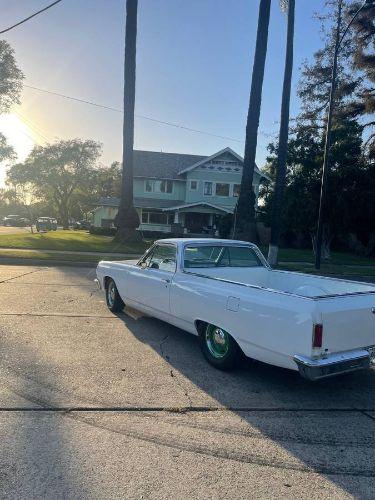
[133,150,206,179]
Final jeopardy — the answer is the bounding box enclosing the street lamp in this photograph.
[315,0,375,269]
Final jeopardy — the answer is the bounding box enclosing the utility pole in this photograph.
[315,0,375,268]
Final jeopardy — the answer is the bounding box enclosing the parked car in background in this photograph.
[36,217,57,232]
[96,238,375,380]
[50,218,58,230]
[73,220,90,230]
[3,215,29,227]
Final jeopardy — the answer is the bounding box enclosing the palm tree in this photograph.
[234,0,271,242]
[116,0,140,242]
[267,0,295,265]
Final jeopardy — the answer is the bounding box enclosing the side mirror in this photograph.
[150,262,159,269]
[139,261,147,268]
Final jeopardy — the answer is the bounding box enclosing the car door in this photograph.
[126,243,177,316]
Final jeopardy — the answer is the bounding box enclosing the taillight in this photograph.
[313,324,323,348]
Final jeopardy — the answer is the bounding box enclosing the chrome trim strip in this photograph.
[294,350,370,367]
[294,350,371,380]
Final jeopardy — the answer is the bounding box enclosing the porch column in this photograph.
[174,210,179,223]
[208,213,213,226]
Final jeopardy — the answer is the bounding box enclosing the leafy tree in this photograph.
[298,1,374,142]
[0,40,23,113]
[345,1,375,157]
[0,39,23,161]
[7,139,101,229]
[0,133,15,163]
[268,0,295,265]
[234,0,271,242]
[68,161,122,221]
[261,118,375,255]
[265,0,375,257]
[116,0,140,242]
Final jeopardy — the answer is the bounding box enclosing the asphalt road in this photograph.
[0,264,374,499]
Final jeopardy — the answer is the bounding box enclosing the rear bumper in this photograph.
[294,349,371,381]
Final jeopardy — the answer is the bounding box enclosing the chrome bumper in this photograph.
[94,278,102,290]
[294,349,371,381]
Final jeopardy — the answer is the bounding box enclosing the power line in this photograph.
[0,0,63,35]
[22,84,278,142]
[24,84,248,143]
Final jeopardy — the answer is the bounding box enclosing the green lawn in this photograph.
[259,246,375,266]
[0,230,374,277]
[0,230,148,253]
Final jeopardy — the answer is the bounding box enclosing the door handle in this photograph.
[161,278,170,283]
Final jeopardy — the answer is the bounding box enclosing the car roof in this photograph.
[155,238,256,247]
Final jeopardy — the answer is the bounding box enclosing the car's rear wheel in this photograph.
[105,278,124,313]
[199,323,241,370]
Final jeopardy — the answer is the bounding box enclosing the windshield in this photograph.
[184,245,263,269]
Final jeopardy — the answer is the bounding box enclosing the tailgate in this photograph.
[319,294,375,353]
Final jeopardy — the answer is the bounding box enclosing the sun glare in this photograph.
[0,113,36,187]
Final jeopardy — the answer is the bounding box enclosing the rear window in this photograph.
[184,245,262,268]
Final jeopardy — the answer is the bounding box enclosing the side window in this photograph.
[148,245,176,272]
[228,246,262,267]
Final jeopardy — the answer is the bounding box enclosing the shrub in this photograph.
[89,226,117,236]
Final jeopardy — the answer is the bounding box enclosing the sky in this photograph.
[0,0,328,186]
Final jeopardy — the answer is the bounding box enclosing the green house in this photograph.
[92,147,269,235]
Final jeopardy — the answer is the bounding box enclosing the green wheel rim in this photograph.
[205,324,229,359]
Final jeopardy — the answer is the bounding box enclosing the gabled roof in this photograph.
[177,146,266,179]
[133,150,206,179]
[132,148,270,180]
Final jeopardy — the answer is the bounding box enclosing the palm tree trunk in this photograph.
[115,0,140,242]
[268,0,295,265]
[234,0,271,242]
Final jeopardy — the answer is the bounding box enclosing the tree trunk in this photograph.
[234,0,271,242]
[267,0,295,266]
[115,0,141,243]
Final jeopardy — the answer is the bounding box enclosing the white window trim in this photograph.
[215,182,230,197]
[141,209,173,225]
[203,181,213,197]
[144,179,174,194]
[201,180,244,198]
[189,179,199,191]
[232,183,241,198]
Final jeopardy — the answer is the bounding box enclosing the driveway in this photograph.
[0,264,374,499]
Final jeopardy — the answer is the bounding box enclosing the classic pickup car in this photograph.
[96,238,375,380]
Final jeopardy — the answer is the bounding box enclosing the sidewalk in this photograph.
[0,247,140,257]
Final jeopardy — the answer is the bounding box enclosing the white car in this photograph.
[96,238,375,380]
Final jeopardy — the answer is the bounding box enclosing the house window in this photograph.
[144,180,173,194]
[203,181,213,196]
[141,210,173,225]
[215,183,230,197]
[233,184,241,197]
[189,180,198,191]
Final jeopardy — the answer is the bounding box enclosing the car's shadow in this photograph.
[116,308,375,496]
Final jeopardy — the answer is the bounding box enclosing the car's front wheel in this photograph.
[105,278,124,313]
[199,323,241,370]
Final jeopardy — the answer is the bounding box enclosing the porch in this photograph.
[139,202,233,237]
